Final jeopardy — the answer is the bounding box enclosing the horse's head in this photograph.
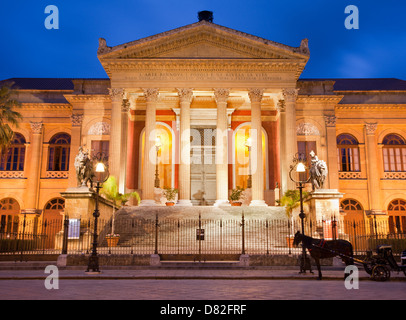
[292,231,302,247]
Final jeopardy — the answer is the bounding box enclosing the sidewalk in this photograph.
[0,261,405,281]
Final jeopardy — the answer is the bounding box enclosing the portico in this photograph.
[97,19,309,206]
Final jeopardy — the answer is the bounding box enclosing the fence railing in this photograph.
[1,213,405,258]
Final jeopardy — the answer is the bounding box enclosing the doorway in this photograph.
[190,127,216,206]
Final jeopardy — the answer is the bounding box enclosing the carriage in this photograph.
[361,245,406,282]
[293,232,406,281]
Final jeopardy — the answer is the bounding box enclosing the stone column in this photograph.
[277,99,288,196]
[68,113,83,188]
[140,88,159,206]
[108,88,124,182]
[214,88,230,206]
[249,89,267,206]
[176,88,193,206]
[24,121,43,213]
[282,89,299,191]
[119,97,130,194]
[324,115,339,190]
[365,122,383,214]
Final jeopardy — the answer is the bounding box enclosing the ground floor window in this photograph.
[388,199,406,233]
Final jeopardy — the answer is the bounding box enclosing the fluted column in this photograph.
[177,88,193,206]
[119,97,130,194]
[283,88,299,191]
[278,99,288,196]
[24,121,43,213]
[365,122,383,214]
[324,115,339,189]
[249,89,267,206]
[108,88,125,181]
[214,88,230,206]
[140,88,159,206]
[68,113,83,188]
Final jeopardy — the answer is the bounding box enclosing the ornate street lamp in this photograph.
[86,160,109,273]
[154,136,162,188]
[289,153,310,274]
[245,137,252,189]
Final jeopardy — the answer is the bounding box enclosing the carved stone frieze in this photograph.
[88,122,111,136]
[297,122,320,136]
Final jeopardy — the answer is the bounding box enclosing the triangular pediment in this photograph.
[98,21,309,61]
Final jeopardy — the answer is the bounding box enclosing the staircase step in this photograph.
[160,261,242,269]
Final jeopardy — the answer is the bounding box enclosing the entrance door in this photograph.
[190,127,216,206]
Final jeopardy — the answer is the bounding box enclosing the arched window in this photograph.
[388,199,406,234]
[382,134,406,172]
[0,133,26,171]
[48,133,71,171]
[337,134,360,172]
[0,198,20,233]
[43,198,65,221]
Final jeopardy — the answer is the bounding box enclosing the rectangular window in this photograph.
[91,141,109,162]
[297,141,316,180]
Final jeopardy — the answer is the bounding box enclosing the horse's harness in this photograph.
[308,239,327,253]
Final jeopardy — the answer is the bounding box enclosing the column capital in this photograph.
[365,122,378,135]
[108,88,125,101]
[214,88,230,104]
[30,121,43,134]
[70,113,84,127]
[276,99,286,112]
[143,88,160,102]
[324,115,337,127]
[122,99,130,113]
[248,88,264,103]
[282,88,299,102]
[176,88,193,104]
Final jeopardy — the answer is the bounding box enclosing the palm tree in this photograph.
[100,176,140,236]
[0,85,22,153]
[279,189,309,235]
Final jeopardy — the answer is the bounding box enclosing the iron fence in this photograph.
[1,213,405,259]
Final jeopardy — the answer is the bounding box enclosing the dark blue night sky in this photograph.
[1,0,405,80]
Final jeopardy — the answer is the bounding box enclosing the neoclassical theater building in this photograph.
[1,15,406,232]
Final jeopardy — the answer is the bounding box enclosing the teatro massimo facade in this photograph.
[1,14,406,232]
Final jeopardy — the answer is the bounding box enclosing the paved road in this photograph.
[0,278,405,300]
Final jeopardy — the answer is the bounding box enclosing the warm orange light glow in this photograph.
[296,162,306,173]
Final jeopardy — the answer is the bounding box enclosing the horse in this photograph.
[293,231,354,280]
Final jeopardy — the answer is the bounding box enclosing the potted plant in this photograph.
[101,176,140,246]
[229,186,245,206]
[163,187,178,206]
[279,189,309,248]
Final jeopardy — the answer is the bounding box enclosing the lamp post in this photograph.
[245,137,252,189]
[289,154,310,274]
[86,160,109,273]
[154,136,162,188]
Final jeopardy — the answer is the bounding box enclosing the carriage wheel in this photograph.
[371,265,390,282]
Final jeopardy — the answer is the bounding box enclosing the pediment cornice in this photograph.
[98,21,309,61]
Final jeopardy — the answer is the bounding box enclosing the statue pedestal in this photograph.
[60,186,96,220]
[306,189,345,238]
